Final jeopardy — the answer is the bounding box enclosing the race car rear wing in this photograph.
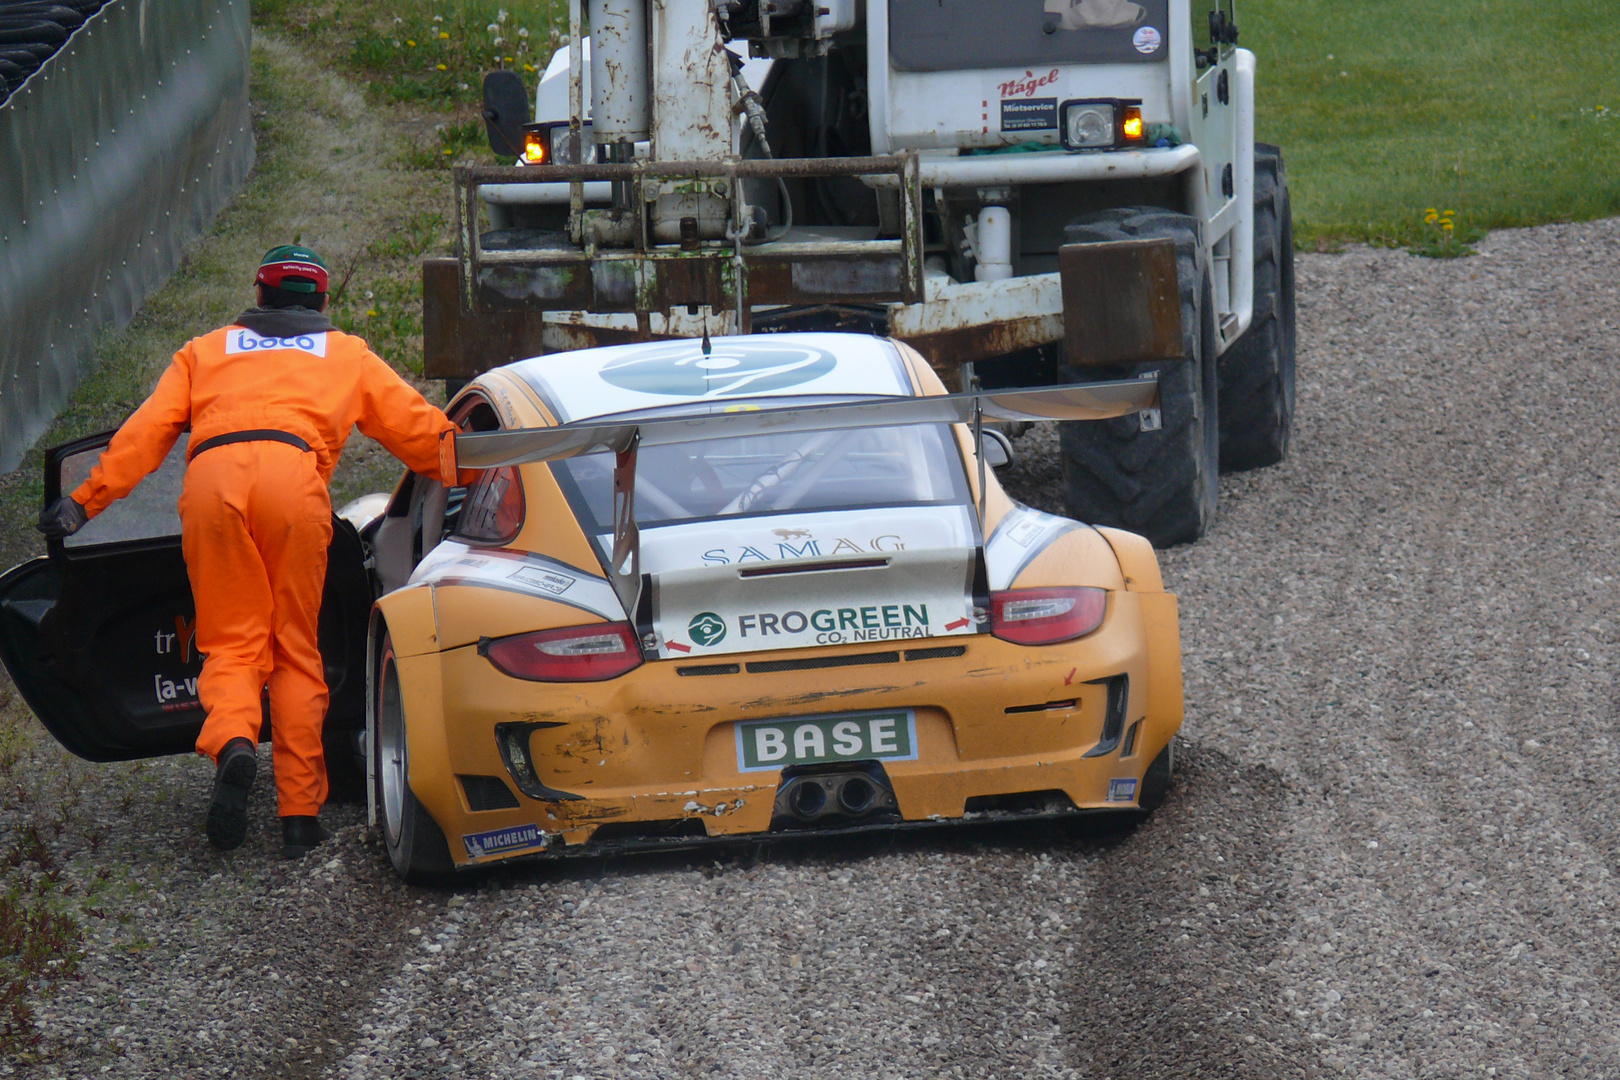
[453,376,1160,470]
[454,375,1159,618]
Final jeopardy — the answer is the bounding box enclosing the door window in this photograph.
[889,0,1170,71]
[59,436,189,550]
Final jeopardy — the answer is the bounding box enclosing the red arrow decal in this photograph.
[945,618,970,631]
[666,641,692,653]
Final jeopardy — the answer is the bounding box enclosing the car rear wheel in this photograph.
[1058,208,1219,548]
[374,632,455,882]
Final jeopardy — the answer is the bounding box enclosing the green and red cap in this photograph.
[255,244,329,294]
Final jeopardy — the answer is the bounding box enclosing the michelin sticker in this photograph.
[225,328,328,357]
[1107,778,1139,802]
[462,823,547,859]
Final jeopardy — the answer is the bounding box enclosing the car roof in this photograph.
[494,333,918,425]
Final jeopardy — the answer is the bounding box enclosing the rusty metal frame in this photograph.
[453,155,923,317]
[1059,237,1185,367]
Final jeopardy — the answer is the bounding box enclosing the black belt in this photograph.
[189,429,312,461]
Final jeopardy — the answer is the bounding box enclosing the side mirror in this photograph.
[979,428,1014,469]
[482,71,531,158]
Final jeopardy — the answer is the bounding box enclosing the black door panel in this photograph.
[0,430,375,763]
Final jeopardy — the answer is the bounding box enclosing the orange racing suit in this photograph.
[72,308,460,817]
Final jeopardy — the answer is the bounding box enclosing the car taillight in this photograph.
[482,623,643,682]
[990,587,1107,645]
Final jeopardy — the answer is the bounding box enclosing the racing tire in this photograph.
[374,632,456,882]
[1137,740,1174,814]
[1217,144,1297,472]
[1057,209,1218,548]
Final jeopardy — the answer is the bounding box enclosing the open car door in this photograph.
[0,431,374,766]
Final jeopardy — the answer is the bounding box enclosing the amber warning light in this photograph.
[521,127,547,165]
[1122,106,1145,142]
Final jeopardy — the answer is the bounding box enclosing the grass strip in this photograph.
[1245,0,1620,251]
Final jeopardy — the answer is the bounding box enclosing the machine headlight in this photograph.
[548,121,595,166]
[1059,99,1148,152]
[1065,104,1116,149]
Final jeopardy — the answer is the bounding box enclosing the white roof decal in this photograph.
[984,504,1085,590]
[504,333,913,423]
[410,541,624,620]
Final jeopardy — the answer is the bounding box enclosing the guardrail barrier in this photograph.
[0,0,253,470]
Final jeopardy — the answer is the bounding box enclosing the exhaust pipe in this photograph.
[837,775,875,814]
[772,765,898,828]
[787,777,828,818]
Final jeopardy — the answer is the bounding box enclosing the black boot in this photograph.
[205,738,257,851]
[282,815,328,860]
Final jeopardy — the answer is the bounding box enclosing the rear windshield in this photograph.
[889,0,1170,71]
[553,424,970,534]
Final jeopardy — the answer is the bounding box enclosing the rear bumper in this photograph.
[397,590,1181,869]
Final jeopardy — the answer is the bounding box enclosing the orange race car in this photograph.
[0,333,1183,881]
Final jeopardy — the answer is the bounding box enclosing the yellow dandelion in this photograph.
[523,63,535,72]
[1443,209,1456,217]
[439,31,449,39]
[366,308,378,317]
[1441,221,1454,232]
[443,148,454,155]
[1424,212,1438,224]
[406,39,417,46]
[505,55,514,62]
[436,63,447,70]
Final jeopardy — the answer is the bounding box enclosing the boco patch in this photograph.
[598,341,837,398]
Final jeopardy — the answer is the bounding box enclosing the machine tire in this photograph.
[1137,740,1174,813]
[1058,209,1218,548]
[374,632,456,882]
[1217,144,1296,472]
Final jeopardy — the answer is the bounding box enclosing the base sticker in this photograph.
[737,709,919,772]
[1107,777,1139,802]
[462,823,547,859]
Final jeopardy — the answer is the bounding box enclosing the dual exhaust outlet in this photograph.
[771,764,898,827]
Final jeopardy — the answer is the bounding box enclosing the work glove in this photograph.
[36,496,88,538]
